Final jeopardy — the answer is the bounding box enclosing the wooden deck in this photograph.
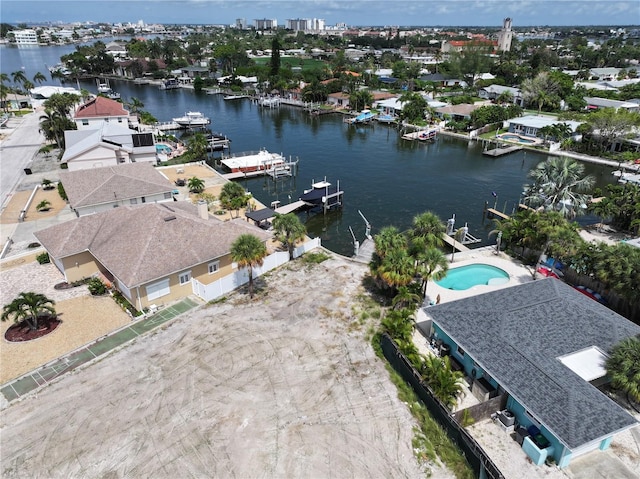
[353,238,375,264]
[483,145,523,157]
[274,200,307,215]
[441,233,470,252]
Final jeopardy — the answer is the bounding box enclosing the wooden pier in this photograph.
[220,159,299,181]
[483,145,523,157]
[353,238,375,264]
[485,207,510,220]
[274,200,307,215]
[441,234,470,253]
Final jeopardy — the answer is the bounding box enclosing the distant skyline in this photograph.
[2,0,639,27]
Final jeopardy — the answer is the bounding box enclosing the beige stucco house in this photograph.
[59,162,175,216]
[35,202,272,311]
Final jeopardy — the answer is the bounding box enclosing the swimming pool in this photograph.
[436,264,509,290]
[497,133,541,145]
[156,144,172,154]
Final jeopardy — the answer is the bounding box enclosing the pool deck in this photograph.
[423,246,534,306]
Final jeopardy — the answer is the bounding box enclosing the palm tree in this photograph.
[523,157,595,219]
[39,109,68,149]
[126,96,144,113]
[421,355,465,409]
[416,247,448,296]
[33,71,47,85]
[410,211,445,249]
[588,197,618,231]
[187,176,205,193]
[606,337,640,403]
[230,234,268,299]
[1,292,56,330]
[391,285,422,310]
[185,132,209,161]
[272,213,306,261]
[381,308,414,341]
[36,200,52,211]
[376,247,415,291]
[10,70,27,110]
[373,226,405,259]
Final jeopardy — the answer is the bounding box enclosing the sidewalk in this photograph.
[0,296,200,406]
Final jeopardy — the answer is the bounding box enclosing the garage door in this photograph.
[146,279,170,300]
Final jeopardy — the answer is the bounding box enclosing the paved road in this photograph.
[0,111,45,210]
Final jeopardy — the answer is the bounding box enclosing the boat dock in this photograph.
[485,207,510,220]
[274,200,307,215]
[441,233,470,252]
[220,158,299,181]
[353,238,375,264]
[483,145,523,157]
[402,128,438,142]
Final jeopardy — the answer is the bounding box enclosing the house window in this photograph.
[141,197,146,203]
[179,271,191,285]
[82,119,89,126]
[208,261,219,274]
[130,198,137,205]
[456,345,465,357]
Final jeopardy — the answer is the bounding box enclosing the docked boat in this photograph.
[300,178,343,209]
[376,113,397,124]
[223,94,248,100]
[220,149,285,173]
[96,79,121,100]
[258,97,281,108]
[160,78,180,90]
[172,111,211,128]
[345,109,377,124]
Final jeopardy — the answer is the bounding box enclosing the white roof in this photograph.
[558,347,608,382]
[31,85,81,99]
[508,115,582,131]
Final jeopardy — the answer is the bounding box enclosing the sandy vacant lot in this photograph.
[0,254,448,479]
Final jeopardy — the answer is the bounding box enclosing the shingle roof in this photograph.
[75,96,128,118]
[59,163,174,208]
[419,279,640,450]
[35,202,272,287]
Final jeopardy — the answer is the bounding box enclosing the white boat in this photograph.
[224,94,248,100]
[220,149,285,173]
[258,97,281,108]
[172,111,211,127]
[96,79,121,100]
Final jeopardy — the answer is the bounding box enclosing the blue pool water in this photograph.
[156,144,172,153]
[499,134,537,144]
[436,264,509,290]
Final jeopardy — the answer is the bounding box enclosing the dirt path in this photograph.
[0,254,447,478]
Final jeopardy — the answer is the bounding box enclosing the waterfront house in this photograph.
[434,103,481,122]
[35,202,272,311]
[327,92,350,109]
[506,115,582,138]
[61,122,156,171]
[74,95,138,130]
[58,162,175,216]
[416,279,640,468]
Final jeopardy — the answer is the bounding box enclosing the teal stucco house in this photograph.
[417,278,640,468]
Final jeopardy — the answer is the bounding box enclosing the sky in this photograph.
[2,0,639,27]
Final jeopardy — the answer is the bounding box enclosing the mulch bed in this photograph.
[5,316,61,342]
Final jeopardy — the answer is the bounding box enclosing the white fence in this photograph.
[191,237,321,302]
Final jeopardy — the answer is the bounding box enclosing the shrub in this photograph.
[41,179,54,190]
[88,277,107,296]
[57,182,67,201]
[36,252,50,264]
[28,242,41,249]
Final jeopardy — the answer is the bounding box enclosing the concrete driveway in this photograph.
[567,448,640,479]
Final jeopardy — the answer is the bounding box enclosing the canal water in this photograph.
[1,45,617,256]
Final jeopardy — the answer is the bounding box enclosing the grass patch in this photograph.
[302,251,330,264]
[372,333,474,479]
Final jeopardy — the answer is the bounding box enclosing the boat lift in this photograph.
[358,210,372,240]
[446,214,481,245]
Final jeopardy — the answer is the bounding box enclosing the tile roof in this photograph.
[35,202,272,288]
[59,163,174,208]
[419,279,640,450]
[75,96,128,118]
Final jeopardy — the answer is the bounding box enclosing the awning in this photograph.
[245,208,276,223]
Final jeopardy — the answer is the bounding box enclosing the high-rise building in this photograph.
[235,18,247,29]
[287,18,309,31]
[497,17,513,52]
[254,18,277,30]
[13,29,39,45]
